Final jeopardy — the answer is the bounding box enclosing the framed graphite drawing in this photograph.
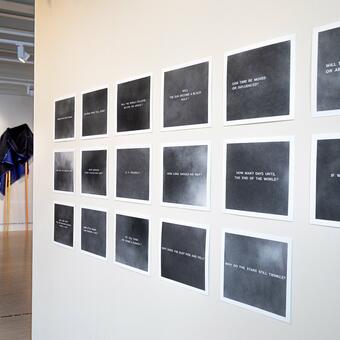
[221,229,292,322]
[81,87,108,139]
[161,58,211,130]
[312,22,340,116]
[53,150,75,194]
[114,212,150,275]
[115,145,151,203]
[224,36,295,125]
[80,148,108,198]
[160,219,209,294]
[80,207,107,260]
[54,96,75,141]
[53,202,74,248]
[115,74,152,135]
[310,134,340,228]
[162,142,210,210]
[224,137,294,220]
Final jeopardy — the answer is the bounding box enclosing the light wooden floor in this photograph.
[0,230,32,340]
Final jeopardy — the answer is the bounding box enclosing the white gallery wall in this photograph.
[0,94,33,230]
[33,0,340,339]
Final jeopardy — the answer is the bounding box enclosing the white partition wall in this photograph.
[33,1,340,339]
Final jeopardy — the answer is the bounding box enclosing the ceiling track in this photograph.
[0,75,33,83]
[0,27,34,38]
[0,37,33,47]
[0,7,33,19]
[0,80,32,86]
[0,11,34,21]
[0,47,34,54]
[0,56,33,64]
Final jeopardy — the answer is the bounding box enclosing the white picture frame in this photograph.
[114,210,151,276]
[160,218,209,295]
[53,149,76,195]
[161,57,212,131]
[80,205,108,262]
[114,73,153,136]
[310,133,340,228]
[80,147,109,199]
[224,35,296,126]
[53,201,75,250]
[114,144,152,205]
[80,84,110,140]
[311,21,340,117]
[220,228,292,323]
[161,141,211,211]
[223,136,295,221]
[53,94,76,142]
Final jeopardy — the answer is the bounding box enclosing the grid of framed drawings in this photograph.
[52,21,340,323]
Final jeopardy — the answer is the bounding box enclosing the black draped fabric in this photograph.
[0,124,33,195]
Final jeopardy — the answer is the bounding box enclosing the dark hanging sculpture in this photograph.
[0,124,33,230]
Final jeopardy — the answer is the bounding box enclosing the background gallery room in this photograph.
[28,0,340,339]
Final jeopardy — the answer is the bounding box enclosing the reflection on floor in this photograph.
[0,230,32,340]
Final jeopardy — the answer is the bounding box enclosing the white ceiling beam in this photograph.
[0,27,33,38]
[0,37,33,47]
[0,78,33,86]
[0,0,34,15]
[0,11,34,21]
[0,75,33,82]
[0,80,33,87]
[0,56,33,64]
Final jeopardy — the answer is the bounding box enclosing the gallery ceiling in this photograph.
[0,0,34,96]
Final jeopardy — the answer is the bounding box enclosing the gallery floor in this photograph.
[0,230,32,340]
